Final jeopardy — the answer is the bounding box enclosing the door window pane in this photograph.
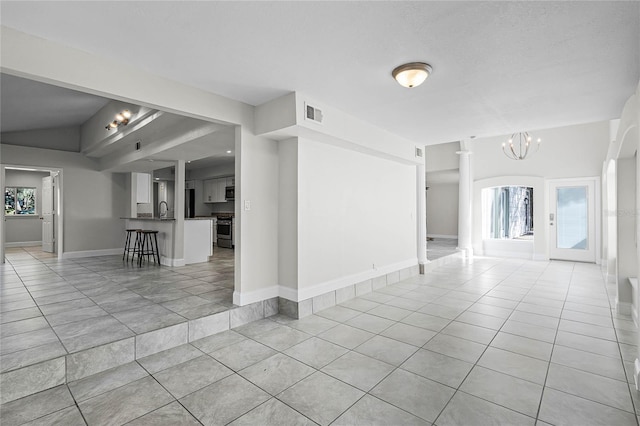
[557,186,588,249]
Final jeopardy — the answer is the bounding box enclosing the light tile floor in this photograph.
[0,246,234,376]
[2,253,640,425]
[427,238,458,261]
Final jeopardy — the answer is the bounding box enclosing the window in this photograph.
[5,187,36,215]
[483,186,533,239]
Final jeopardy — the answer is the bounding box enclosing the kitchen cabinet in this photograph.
[184,219,213,264]
[134,172,151,204]
[203,178,229,203]
[185,180,195,190]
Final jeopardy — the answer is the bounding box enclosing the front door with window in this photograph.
[548,179,597,262]
[42,175,54,253]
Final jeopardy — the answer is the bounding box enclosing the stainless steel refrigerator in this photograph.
[185,189,195,218]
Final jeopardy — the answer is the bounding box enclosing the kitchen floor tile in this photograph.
[401,348,474,388]
[436,391,535,426]
[283,337,349,369]
[423,333,487,364]
[478,347,549,385]
[354,334,418,366]
[538,387,636,426]
[180,374,270,426]
[545,363,634,412]
[317,324,374,349]
[277,371,364,426]
[461,366,544,417]
[333,394,430,426]
[228,398,316,426]
[370,368,455,423]
[210,339,277,371]
[78,376,174,426]
[321,351,394,391]
[239,353,315,395]
[153,354,233,399]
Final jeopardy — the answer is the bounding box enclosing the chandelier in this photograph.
[502,132,541,160]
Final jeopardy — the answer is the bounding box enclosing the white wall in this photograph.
[426,182,459,237]
[1,144,128,254]
[278,138,299,294]
[4,169,50,244]
[1,126,80,152]
[297,138,417,295]
[617,157,636,302]
[471,121,610,260]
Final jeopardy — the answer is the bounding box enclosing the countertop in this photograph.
[121,217,175,221]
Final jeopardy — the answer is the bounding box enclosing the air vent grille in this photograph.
[415,147,423,157]
[135,140,141,151]
[305,103,323,124]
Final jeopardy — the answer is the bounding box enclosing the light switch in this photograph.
[244,200,251,211]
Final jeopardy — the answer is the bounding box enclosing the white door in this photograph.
[549,179,596,262]
[42,176,54,253]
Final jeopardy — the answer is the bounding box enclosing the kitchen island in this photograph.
[122,217,213,265]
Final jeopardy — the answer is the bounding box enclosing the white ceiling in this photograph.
[1,74,109,132]
[0,1,638,146]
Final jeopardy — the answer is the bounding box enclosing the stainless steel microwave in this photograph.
[225,186,235,201]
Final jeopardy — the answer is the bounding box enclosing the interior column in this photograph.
[416,162,428,273]
[457,144,473,258]
[173,160,186,265]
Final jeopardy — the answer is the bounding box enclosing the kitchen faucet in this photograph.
[159,201,168,218]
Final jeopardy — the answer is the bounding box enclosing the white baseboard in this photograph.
[617,300,633,316]
[233,286,280,306]
[427,234,458,239]
[5,241,42,248]
[232,260,418,306]
[162,257,185,267]
[296,258,418,301]
[532,253,548,261]
[62,248,122,259]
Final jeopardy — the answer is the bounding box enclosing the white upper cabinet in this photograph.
[134,172,151,204]
[203,177,234,203]
[185,180,195,190]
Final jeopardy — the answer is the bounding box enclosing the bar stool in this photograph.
[138,230,160,267]
[122,229,141,261]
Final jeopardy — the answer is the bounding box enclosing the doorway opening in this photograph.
[1,165,64,263]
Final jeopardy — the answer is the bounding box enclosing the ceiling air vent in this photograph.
[135,140,141,151]
[305,103,323,124]
[415,147,423,158]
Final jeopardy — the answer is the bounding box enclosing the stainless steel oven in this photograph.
[216,217,233,248]
[225,186,234,201]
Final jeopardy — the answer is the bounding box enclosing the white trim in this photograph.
[532,253,548,261]
[5,241,42,248]
[233,285,279,306]
[297,258,418,301]
[427,234,458,239]
[634,359,640,391]
[62,248,122,259]
[616,300,633,316]
[232,259,419,305]
[161,257,185,267]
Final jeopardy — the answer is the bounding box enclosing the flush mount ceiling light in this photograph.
[392,62,433,88]
[502,132,541,160]
[105,109,132,130]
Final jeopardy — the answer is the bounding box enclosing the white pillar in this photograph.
[457,148,473,258]
[173,160,186,265]
[417,163,428,273]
